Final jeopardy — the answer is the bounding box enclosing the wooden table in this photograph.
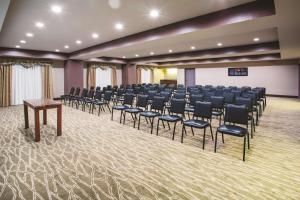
[24,99,62,142]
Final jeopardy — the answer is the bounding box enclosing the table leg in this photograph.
[24,104,29,129]
[57,105,62,136]
[43,109,47,125]
[34,109,40,142]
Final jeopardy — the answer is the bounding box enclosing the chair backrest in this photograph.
[194,101,212,119]
[169,99,186,115]
[151,96,165,111]
[69,87,75,95]
[81,89,88,97]
[235,97,252,111]
[223,92,235,104]
[210,96,225,109]
[126,88,134,94]
[104,91,113,101]
[173,93,185,99]
[95,86,101,92]
[160,91,171,102]
[94,91,102,100]
[204,91,215,101]
[74,87,81,96]
[136,95,148,108]
[224,104,248,125]
[123,93,135,106]
[148,91,157,100]
[87,89,95,98]
[116,88,124,96]
[189,94,204,106]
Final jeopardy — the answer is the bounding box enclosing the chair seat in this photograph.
[159,115,182,122]
[124,108,142,113]
[212,110,223,116]
[112,105,129,110]
[185,106,194,112]
[183,119,209,128]
[217,125,247,137]
[140,111,161,117]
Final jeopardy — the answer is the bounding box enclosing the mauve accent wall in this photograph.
[185,68,195,86]
[122,63,136,85]
[64,60,84,93]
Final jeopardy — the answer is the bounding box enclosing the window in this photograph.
[141,69,151,84]
[95,67,112,88]
[11,65,42,105]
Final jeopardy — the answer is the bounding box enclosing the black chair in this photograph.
[185,94,204,119]
[123,95,148,128]
[210,96,225,126]
[82,89,95,111]
[89,91,102,114]
[235,97,255,138]
[74,88,88,109]
[138,96,165,134]
[156,99,186,140]
[68,87,81,106]
[223,92,235,105]
[61,87,75,104]
[214,104,250,161]
[94,91,113,115]
[181,101,214,149]
[111,93,135,123]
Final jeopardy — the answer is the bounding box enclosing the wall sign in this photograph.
[228,67,248,76]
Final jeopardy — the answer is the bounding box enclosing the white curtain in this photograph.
[95,67,112,88]
[141,69,151,84]
[11,65,42,105]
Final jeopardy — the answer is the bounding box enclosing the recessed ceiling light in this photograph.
[92,33,99,38]
[150,52,154,55]
[16,45,20,48]
[135,54,139,57]
[168,49,173,53]
[217,42,223,47]
[26,33,34,37]
[35,22,44,28]
[190,46,196,50]
[115,23,124,30]
[253,37,260,42]
[76,40,82,44]
[55,49,60,52]
[122,56,126,58]
[64,45,69,49]
[20,40,26,44]
[150,9,159,18]
[51,5,62,13]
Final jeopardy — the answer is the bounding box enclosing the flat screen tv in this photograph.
[228,67,248,76]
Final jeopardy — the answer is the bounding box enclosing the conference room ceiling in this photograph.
[0,0,299,63]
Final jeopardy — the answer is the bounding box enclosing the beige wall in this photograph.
[195,65,299,96]
[153,69,165,84]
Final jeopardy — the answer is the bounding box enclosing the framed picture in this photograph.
[228,68,248,76]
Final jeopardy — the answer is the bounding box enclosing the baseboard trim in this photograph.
[266,94,298,98]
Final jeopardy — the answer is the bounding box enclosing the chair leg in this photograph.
[111,108,114,120]
[181,125,185,143]
[172,122,177,140]
[133,113,137,128]
[138,115,141,130]
[214,131,218,153]
[247,132,250,149]
[219,115,221,126]
[123,112,126,125]
[98,105,101,116]
[222,133,224,143]
[191,127,194,136]
[156,119,160,135]
[150,118,154,134]
[107,104,111,113]
[167,122,171,130]
[162,121,165,128]
[209,124,214,141]
[202,128,206,149]
[243,135,246,161]
[119,110,123,123]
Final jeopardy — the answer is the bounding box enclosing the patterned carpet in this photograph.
[0,97,300,200]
